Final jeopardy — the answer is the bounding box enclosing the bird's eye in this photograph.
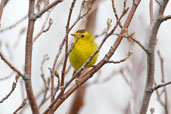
[81,35,84,38]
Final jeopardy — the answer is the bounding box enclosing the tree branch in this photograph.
[0,0,6,26]
[106,51,132,64]
[0,52,24,77]
[0,74,20,103]
[0,15,27,32]
[153,81,171,91]
[61,0,77,87]
[161,15,171,22]
[24,0,39,113]
[33,0,63,20]
[157,50,169,114]
[139,0,169,114]
[13,98,27,114]
[32,18,53,43]
[149,0,154,24]
[114,32,148,53]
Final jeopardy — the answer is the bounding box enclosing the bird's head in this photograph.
[71,29,94,42]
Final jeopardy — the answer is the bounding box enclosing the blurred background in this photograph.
[0,0,171,114]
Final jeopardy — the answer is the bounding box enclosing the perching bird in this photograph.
[69,29,99,72]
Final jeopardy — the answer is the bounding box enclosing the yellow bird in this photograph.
[69,29,99,71]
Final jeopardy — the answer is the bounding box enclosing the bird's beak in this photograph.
[71,34,75,37]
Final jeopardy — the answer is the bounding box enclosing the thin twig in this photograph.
[95,18,112,38]
[0,0,6,26]
[67,34,81,55]
[123,100,131,114]
[154,81,165,106]
[68,0,93,32]
[106,51,132,64]
[51,69,60,97]
[0,15,27,32]
[111,0,123,28]
[123,0,127,10]
[0,72,13,81]
[125,35,148,53]
[20,81,53,113]
[40,55,49,87]
[0,82,16,103]
[155,0,161,6]
[120,68,130,85]
[39,78,50,108]
[152,81,171,91]
[33,0,63,20]
[87,70,118,86]
[161,15,171,22]
[13,98,27,114]
[157,51,164,82]
[94,30,106,38]
[114,31,148,53]
[0,74,20,103]
[32,16,53,43]
[157,50,169,114]
[39,55,49,108]
[0,52,24,77]
[50,41,64,102]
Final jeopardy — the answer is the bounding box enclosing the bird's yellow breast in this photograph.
[69,39,98,71]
